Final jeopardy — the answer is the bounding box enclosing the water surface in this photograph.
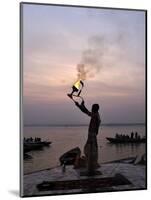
[23,125,146,174]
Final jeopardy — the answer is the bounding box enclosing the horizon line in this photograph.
[24,122,146,127]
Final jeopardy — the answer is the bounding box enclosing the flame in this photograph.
[74,80,81,90]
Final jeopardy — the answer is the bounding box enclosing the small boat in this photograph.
[40,141,51,146]
[59,147,81,166]
[24,143,44,153]
[24,140,52,153]
[106,137,146,144]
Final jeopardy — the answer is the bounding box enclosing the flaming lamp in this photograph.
[67,80,84,99]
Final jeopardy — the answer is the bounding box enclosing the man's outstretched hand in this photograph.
[81,100,85,106]
[74,101,79,107]
[74,98,91,116]
[75,100,85,108]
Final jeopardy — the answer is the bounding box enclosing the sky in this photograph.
[22,4,146,125]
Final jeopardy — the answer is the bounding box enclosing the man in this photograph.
[74,100,101,175]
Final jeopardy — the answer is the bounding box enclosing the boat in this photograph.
[106,137,146,144]
[24,143,44,153]
[59,147,81,166]
[24,140,52,152]
[40,141,51,146]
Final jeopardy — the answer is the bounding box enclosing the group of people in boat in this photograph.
[24,137,41,143]
[115,132,141,140]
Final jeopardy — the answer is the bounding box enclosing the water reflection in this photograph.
[107,142,141,154]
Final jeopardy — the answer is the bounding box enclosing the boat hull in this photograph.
[24,141,51,152]
[106,137,146,144]
[59,147,81,166]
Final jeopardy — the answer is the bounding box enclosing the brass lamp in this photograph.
[67,80,84,99]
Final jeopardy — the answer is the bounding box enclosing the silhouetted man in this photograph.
[75,100,101,175]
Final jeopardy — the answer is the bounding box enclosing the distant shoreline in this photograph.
[24,123,145,127]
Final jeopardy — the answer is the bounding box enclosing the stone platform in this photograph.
[23,163,146,196]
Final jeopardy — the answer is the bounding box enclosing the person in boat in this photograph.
[135,132,138,139]
[119,134,122,139]
[126,135,129,139]
[121,134,124,139]
[138,135,141,140]
[131,132,134,139]
[74,99,101,175]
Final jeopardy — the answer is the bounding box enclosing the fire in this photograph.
[67,79,84,99]
[74,80,81,90]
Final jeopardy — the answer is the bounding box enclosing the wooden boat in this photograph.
[59,147,81,166]
[40,141,51,146]
[106,137,146,144]
[24,140,51,146]
[24,140,51,152]
[24,143,44,153]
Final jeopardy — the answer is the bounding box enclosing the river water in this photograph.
[23,125,146,174]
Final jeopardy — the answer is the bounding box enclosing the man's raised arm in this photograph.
[75,100,91,117]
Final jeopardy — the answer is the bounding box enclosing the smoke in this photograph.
[76,34,125,80]
[76,35,107,80]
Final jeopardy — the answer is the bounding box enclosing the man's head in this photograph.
[91,104,99,113]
